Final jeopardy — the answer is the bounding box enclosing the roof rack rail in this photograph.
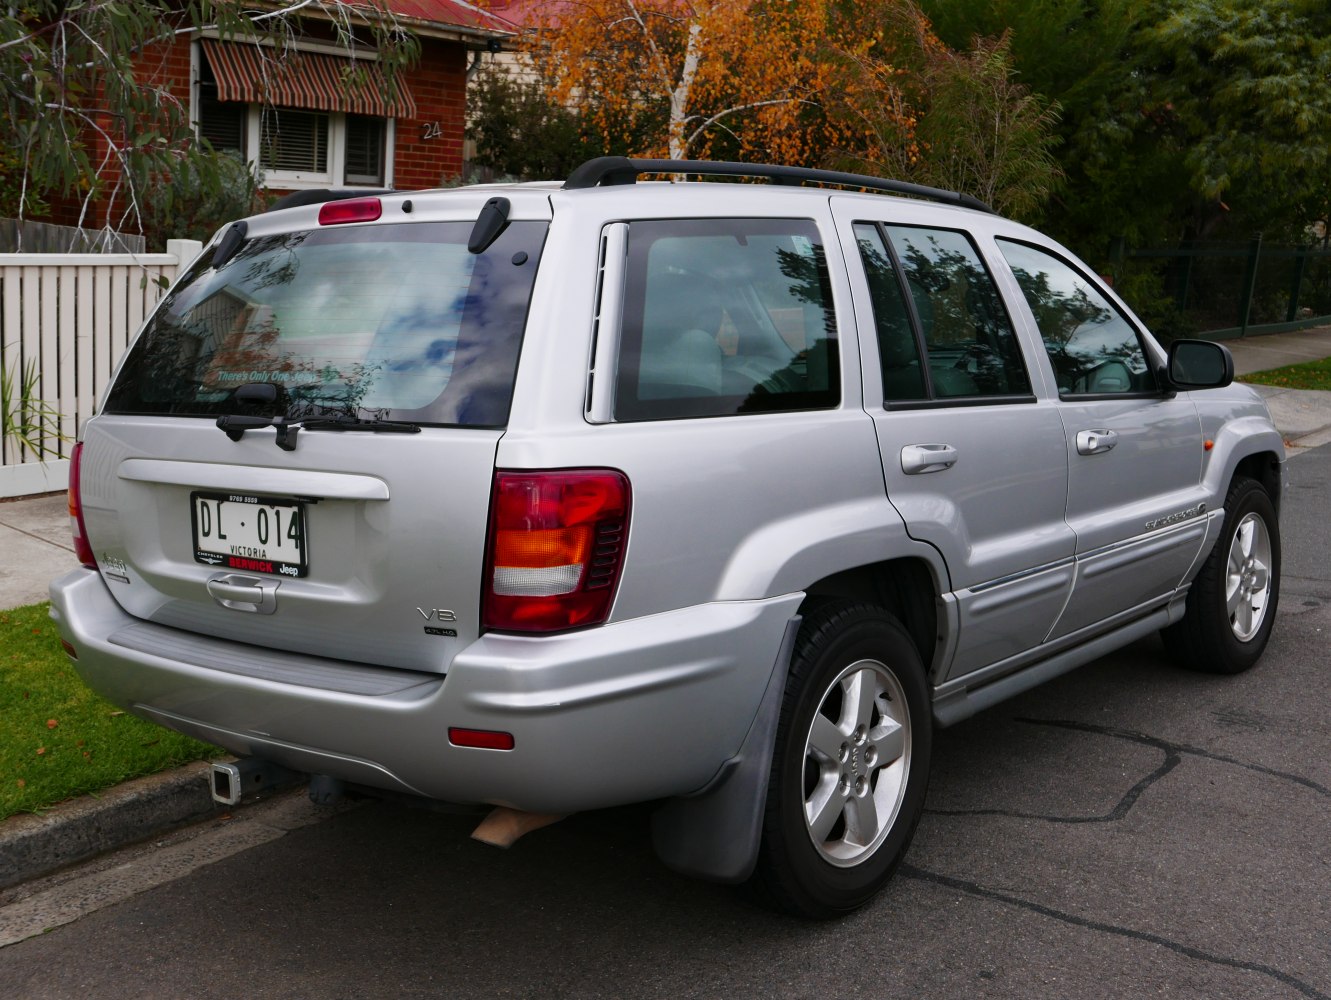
[268,188,392,213]
[562,157,994,214]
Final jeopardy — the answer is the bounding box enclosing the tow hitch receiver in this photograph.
[210,759,300,806]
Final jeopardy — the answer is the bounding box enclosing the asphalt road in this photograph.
[2,445,1329,1000]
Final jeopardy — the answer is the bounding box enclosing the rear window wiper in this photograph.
[216,414,420,451]
[299,416,421,434]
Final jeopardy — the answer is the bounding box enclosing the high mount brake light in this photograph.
[318,198,382,226]
[483,470,630,633]
[68,442,96,569]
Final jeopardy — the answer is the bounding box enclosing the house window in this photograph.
[344,115,386,186]
[197,100,390,188]
[197,60,246,155]
[260,108,329,174]
[194,40,402,189]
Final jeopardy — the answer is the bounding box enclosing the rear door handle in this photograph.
[901,443,958,475]
[1076,429,1118,456]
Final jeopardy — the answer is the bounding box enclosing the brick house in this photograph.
[47,0,517,230]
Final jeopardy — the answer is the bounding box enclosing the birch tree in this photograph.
[534,0,842,164]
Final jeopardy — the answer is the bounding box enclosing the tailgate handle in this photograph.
[206,574,279,615]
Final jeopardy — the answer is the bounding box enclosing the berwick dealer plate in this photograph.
[191,491,308,577]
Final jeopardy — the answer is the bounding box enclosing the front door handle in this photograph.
[901,443,958,475]
[1076,429,1118,456]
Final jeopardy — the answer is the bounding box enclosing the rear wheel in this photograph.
[1163,475,1280,674]
[750,603,930,918]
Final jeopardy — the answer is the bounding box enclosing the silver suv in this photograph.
[50,158,1284,918]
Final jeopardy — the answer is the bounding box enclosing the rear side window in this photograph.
[855,222,1032,402]
[105,221,547,427]
[614,218,839,421]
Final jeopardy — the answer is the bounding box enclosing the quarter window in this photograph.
[998,239,1155,396]
[614,219,839,421]
[856,223,1031,401]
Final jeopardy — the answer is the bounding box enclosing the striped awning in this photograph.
[201,39,417,119]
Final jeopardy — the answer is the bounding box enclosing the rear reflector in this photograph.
[449,728,515,751]
[68,442,97,569]
[483,469,630,633]
[318,197,382,225]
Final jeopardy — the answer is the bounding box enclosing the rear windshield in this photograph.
[104,220,547,427]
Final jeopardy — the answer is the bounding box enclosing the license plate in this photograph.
[191,491,308,577]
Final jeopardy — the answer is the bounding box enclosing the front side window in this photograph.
[614,219,839,421]
[105,221,547,427]
[998,239,1155,396]
[856,223,1031,401]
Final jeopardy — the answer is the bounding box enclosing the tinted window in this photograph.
[998,239,1156,396]
[885,226,1031,399]
[855,223,1031,401]
[105,221,547,427]
[854,224,926,402]
[614,219,839,421]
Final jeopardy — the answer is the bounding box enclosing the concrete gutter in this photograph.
[0,763,227,891]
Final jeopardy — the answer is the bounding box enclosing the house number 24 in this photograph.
[420,121,442,141]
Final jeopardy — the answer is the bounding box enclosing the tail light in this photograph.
[483,469,630,633]
[68,442,97,569]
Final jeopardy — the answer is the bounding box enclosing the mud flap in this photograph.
[650,615,800,884]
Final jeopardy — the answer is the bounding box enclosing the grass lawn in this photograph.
[1239,357,1331,391]
[1,602,221,820]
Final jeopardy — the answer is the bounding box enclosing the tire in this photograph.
[749,603,931,918]
[1162,475,1280,674]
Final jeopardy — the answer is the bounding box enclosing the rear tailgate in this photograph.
[80,197,549,673]
[78,419,497,671]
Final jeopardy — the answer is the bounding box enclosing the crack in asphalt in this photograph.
[899,864,1331,1000]
[926,717,1330,823]
[912,718,1331,998]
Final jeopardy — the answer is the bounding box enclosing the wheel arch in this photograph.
[1204,414,1284,516]
[797,558,942,680]
[1231,449,1284,515]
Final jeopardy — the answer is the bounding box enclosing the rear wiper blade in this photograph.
[300,416,421,434]
[216,414,420,451]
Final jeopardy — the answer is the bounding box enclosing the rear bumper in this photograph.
[49,568,801,813]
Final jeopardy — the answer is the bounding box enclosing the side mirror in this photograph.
[1167,339,1234,390]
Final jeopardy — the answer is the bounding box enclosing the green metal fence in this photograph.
[1127,238,1331,339]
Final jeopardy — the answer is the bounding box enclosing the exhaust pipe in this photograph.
[210,759,300,806]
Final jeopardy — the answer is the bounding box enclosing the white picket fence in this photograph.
[0,240,202,497]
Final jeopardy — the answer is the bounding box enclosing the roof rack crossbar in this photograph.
[562,157,994,214]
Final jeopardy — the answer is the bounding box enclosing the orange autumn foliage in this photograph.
[530,0,925,167]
